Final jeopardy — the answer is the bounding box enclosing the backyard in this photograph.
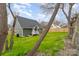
[2,32,67,56]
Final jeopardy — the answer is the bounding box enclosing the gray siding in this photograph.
[15,19,23,36]
[23,28,32,36]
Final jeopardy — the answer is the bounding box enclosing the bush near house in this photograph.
[2,32,67,56]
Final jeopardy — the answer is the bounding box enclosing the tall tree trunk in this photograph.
[67,4,74,39]
[8,3,16,50]
[27,3,60,56]
[72,15,79,48]
[62,3,74,39]
[76,18,79,55]
[68,22,74,39]
[9,16,16,50]
[0,3,8,55]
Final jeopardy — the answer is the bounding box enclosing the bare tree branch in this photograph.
[61,4,69,22]
[8,3,15,18]
[62,9,68,20]
[40,3,55,14]
[68,3,75,23]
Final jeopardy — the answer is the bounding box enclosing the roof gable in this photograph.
[16,16,39,28]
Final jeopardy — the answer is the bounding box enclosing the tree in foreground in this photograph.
[41,3,75,39]
[0,3,8,55]
[5,3,17,50]
[27,3,60,56]
[61,3,75,39]
[40,3,79,55]
[8,3,17,50]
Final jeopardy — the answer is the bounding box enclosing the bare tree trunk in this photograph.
[8,3,16,50]
[68,22,74,39]
[27,3,60,56]
[62,3,74,39]
[9,16,16,50]
[68,4,75,39]
[5,3,16,50]
[72,15,79,48]
[72,24,77,48]
[76,21,79,55]
[73,19,79,55]
[0,3,8,55]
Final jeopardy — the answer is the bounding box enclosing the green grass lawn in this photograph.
[2,32,67,56]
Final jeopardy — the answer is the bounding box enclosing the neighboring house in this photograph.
[15,16,40,36]
[40,21,61,29]
[51,24,61,29]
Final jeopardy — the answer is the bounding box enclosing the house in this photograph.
[15,16,40,36]
[40,21,61,29]
[51,24,61,29]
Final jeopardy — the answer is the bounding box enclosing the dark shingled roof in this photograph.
[16,16,39,28]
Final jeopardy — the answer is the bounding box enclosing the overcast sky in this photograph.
[7,3,79,25]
